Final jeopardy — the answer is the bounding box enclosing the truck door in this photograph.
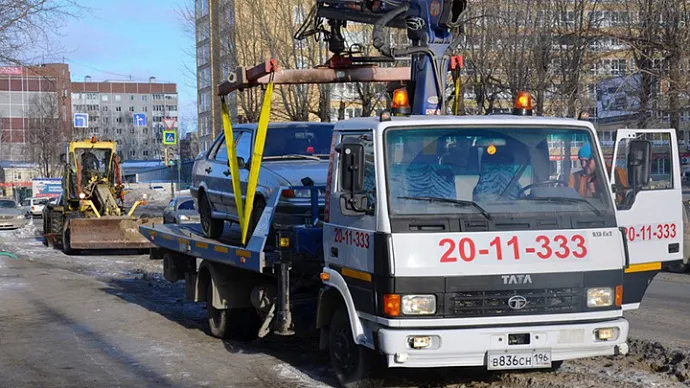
[323,130,378,314]
[610,129,683,309]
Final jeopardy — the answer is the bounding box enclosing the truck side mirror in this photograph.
[59,153,66,164]
[338,142,364,193]
[627,139,651,188]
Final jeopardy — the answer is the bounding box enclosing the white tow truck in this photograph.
[140,103,683,387]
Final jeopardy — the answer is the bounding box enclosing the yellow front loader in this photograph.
[42,137,162,254]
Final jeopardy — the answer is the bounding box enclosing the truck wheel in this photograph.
[248,198,266,240]
[199,193,223,239]
[329,307,383,388]
[206,282,260,341]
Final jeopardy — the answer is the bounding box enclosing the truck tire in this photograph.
[666,261,688,273]
[199,192,223,239]
[329,307,383,388]
[42,213,49,246]
[206,281,261,341]
[248,198,266,240]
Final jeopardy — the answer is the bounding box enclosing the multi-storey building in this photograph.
[71,76,178,161]
[0,63,72,161]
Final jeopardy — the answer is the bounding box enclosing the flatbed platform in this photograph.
[139,223,278,273]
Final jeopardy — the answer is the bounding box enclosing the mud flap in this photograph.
[610,129,683,309]
[68,216,162,249]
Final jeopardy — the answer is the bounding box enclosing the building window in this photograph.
[101,95,108,102]
[116,117,122,123]
[116,106,122,112]
[129,106,135,112]
[143,128,148,134]
[102,106,109,112]
[153,94,164,100]
[142,95,148,101]
[116,139,122,145]
[130,128,135,134]
[143,150,149,157]
[143,106,148,112]
[130,95,134,100]
[117,128,122,134]
[166,105,176,111]
[129,150,136,157]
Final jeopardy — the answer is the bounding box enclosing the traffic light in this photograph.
[168,151,175,167]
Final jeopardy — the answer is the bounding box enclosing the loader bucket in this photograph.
[67,216,163,250]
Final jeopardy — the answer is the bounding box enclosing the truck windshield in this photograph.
[385,126,615,221]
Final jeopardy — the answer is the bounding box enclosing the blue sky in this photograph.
[43,0,198,133]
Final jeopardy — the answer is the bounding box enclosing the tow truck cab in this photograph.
[318,115,682,372]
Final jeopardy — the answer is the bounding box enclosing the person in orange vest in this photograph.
[569,143,629,201]
[568,143,598,198]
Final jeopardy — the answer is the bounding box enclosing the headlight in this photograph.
[178,215,190,221]
[402,295,436,315]
[587,287,613,307]
[79,193,86,199]
[16,215,24,219]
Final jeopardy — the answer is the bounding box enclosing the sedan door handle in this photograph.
[205,167,212,174]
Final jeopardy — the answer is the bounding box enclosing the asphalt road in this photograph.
[1,229,689,388]
[626,271,690,349]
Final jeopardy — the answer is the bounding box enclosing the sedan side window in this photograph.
[236,132,252,162]
[215,140,228,162]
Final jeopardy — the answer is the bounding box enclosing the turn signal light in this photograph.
[384,294,401,317]
[615,285,623,307]
[320,272,330,281]
[90,136,98,143]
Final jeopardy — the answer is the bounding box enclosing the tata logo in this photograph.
[501,274,532,285]
[508,295,528,310]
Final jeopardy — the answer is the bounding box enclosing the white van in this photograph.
[22,197,50,217]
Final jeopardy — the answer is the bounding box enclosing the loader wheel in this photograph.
[62,226,81,256]
[199,192,223,239]
[329,307,384,388]
[62,214,82,256]
[42,215,49,246]
[206,281,260,341]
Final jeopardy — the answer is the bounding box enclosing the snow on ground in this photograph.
[2,218,690,387]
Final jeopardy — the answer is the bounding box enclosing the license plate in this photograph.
[486,350,552,370]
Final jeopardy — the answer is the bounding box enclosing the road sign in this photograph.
[73,113,89,128]
[163,118,176,130]
[133,113,147,126]
[163,130,177,145]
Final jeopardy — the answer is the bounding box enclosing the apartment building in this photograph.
[0,63,72,161]
[71,76,178,161]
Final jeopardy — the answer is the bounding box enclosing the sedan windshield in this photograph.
[385,126,614,218]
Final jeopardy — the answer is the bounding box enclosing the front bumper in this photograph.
[0,219,28,229]
[377,318,629,368]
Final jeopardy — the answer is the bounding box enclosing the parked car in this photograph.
[191,122,333,238]
[0,198,28,230]
[163,196,200,224]
[22,197,50,217]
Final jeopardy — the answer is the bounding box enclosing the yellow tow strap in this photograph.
[220,96,244,237]
[453,76,461,115]
[241,73,275,244]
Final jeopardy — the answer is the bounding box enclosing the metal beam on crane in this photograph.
[217,60,410,96]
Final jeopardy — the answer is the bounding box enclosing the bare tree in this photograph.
[25,92,65,177]
[0,0,83,65]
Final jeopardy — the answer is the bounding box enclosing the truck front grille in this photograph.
[444,288,582,317]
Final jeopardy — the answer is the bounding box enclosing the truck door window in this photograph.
[340,133,375,211]
[612,133,673,209]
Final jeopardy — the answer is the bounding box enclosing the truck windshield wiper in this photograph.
[263,154,322,161]
[526,197,602,216]
[398,196,491,220]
